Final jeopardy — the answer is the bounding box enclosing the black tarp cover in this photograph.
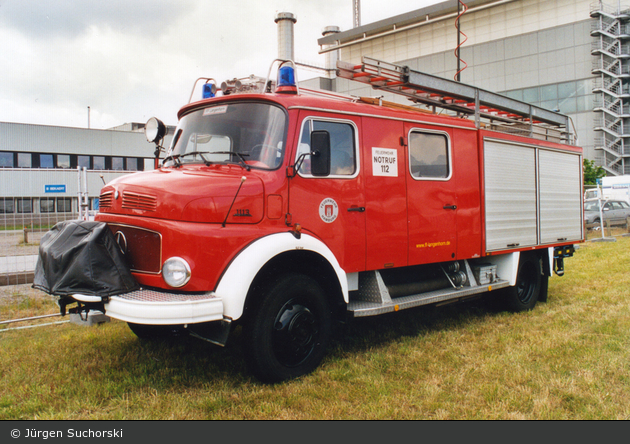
[33,220,139,297]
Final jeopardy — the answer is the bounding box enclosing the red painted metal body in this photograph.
[96,92,582,294]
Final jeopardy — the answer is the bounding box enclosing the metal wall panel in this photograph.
[484,140,538,252]
[0,122,155,157]
[538,149,583,243]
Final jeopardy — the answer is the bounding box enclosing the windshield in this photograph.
[164,102,287,170]
[584,201,602,212]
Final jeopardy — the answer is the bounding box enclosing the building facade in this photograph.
[315,0,630,176]
[0,121,170,227]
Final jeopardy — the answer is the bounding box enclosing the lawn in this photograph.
[1,235,629,419]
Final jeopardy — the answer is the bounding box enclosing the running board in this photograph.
[347,279,510,317]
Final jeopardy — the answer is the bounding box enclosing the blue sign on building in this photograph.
[45,185,66,193]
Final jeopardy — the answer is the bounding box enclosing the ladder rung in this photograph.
[370,76,388,83]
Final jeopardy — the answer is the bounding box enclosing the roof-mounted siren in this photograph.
[202,81,217,99]
[221,78,242,96]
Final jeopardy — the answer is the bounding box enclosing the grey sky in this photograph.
[0,0,440,130]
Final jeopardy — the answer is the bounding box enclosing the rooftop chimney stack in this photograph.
[322,26,341,78]
[275,12,297,61]
[353,0,361,28]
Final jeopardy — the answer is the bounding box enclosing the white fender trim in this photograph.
[215,232,348,320]
[546,247,554,277]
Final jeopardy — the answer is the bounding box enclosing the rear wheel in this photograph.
[504,253,542,312]
[243,274,332,383]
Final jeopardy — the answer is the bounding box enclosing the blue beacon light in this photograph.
[276,65,297,94]
[278,66,296,87]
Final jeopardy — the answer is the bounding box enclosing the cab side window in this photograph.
[408,131,450,179]
[298,119,357,176]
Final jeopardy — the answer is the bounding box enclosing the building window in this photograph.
[17,153,32,168]
[408,131,450,179]
[502,79,593,114]
[57,198,72,213]
[126,157,138,171]
[93,156,105,170]
[40,154,54,168]
[112,157,124,170]
[40,198,55,213]
[17,198,33,213]
[0,198,14,213]
[57,154,71,168]
[78,155,90,169]
[0,152,14,168]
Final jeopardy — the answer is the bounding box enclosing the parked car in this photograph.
[584,199,630,228]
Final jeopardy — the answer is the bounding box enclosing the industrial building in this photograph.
[2,0,627,229]
[0,121,170,227]
[313,0,628,176]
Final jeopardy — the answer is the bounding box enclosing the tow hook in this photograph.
[68,302,110,327]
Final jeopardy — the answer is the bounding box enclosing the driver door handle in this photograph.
[443,205,457,210]
[348,206,366,212]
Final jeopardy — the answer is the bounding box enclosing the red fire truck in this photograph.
[37,58,584,383]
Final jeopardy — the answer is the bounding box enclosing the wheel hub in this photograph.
[272,300,319,367]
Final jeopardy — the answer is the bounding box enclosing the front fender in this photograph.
[215,232,348,320]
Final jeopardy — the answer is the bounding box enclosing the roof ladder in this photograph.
[337,57,574,144]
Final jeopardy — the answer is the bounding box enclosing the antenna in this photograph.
[454,1,468,82]
[222,176,247,228]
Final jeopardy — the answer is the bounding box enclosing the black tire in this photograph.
[538,274,549,303]
[127,323,186,340]
[504,253,542,312]
[243,274,332,383]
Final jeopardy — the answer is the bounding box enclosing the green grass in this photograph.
[1,236,629,419]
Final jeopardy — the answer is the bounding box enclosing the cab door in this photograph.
[288,112,366,273]
[405,125,458,265]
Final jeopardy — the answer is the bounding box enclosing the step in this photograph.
[347,279,510,317]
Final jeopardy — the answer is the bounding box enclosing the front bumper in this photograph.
[72,288,224,325]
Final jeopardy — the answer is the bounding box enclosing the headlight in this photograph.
[162,257,191,288]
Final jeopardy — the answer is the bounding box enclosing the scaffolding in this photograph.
[591,1,630,175]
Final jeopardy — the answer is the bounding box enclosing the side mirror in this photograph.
[310,130,331,177]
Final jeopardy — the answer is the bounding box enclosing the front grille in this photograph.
[122,191,157,212]
[99,190,113,208]
[108,224,162,274]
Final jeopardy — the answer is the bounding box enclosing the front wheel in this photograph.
[243,274,332,383]
[503,253,542,312]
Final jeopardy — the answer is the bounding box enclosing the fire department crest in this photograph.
[319,198,338,223]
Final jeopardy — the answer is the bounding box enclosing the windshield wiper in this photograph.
[165,151,251,170]
[177,151,216,166]
[209,151,251,171]
[161,154,182,167]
